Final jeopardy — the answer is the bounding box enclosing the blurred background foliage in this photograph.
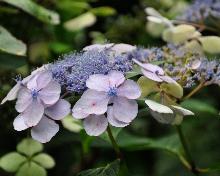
[0,0,220,176]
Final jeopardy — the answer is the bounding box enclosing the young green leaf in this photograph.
[199,36,220,54]
[77,159,120,176]
[0,26,26,56]
[160,82,183,99]
[16,162,46,176]
[62,115,83,133]
[2,0,60,25]
[137,76,159,98]
[0,152,26,172]
[64,12,96,31]
[32,153,55,169]
[17,138,43,156]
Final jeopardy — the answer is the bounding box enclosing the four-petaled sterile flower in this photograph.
[72,71,141,136]
[133,59,176,83]
[2,69,71,143]
[1,65,48,105]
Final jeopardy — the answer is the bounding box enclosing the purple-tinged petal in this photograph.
[117,80,141,99]
[13,115,29,131]
[22,65,49,84]
[15,88,32,112]
[27,75,38,90]
[83,115,108,136]
[83,43,114,51]
[1,83,21,104]
[108,71,125,87]
[133,59,164,74]
[141,68,163,82]
[111,44,136,54]
[45,99,71,120]
[72,98,89,119]
[36,71,52,89]
[39,81,61,105]
[107,106,129,127]
[142,63,164,75]
[22,99,44,127]
[113,97,138,123]
[72,89,109,118]
[159,75,176,83]
[86,74,109,92]
[31,116,59,143]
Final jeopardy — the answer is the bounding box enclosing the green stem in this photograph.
[176,126,200,176]
[107,126,122,159]
[183,82,205,101]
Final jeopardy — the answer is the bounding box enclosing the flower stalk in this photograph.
[176,125,200,176]
[107,125,122,159]
[183,81,205,100]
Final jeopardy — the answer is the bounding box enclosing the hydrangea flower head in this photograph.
[72,71,141,136]
[49,44,135,93]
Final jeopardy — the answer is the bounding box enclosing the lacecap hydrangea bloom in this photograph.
[72,70,141,136]
[49,43,136,93]
[1,67,71,143]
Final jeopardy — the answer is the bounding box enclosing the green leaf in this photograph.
[162,24,196,44]
[17,138,43,156]
[0,26,26,56]
[2,0,60,25]
[125,71,139,79]
[126,65,141,79]
[0,53,26,70]
[32,153,55,169]
[117,131,184,163]
[117,131,182,155]
[91,7,116,17]
[62,115,83,133]
[77,159,120,176]
[57,0,90,15]
[0,152,26,172]
[181,99,218,116]
[137,76,159,98]
[64,12,96,31]
[199,36,220,54]
[16,162,46,176]
[161,82,183,99]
